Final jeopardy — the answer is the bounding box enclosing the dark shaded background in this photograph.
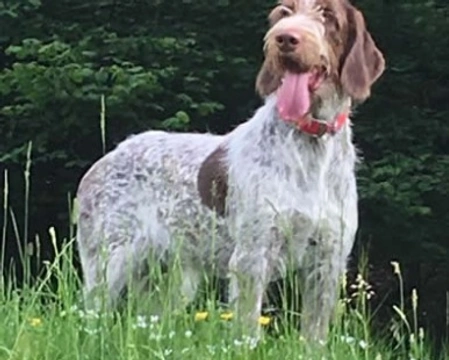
[0,0,448,345]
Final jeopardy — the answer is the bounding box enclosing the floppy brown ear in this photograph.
[256,58,282,97]
[340,6,385,102]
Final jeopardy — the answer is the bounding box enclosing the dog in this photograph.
[75,0,385,342]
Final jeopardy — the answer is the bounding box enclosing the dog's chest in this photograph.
[227,130,357,248]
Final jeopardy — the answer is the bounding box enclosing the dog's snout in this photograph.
[275,32,300,52]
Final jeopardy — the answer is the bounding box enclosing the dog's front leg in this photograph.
[228,244,272,339]
[299,239,349,343]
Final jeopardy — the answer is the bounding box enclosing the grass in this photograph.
[0,263,430,360]
[0,247,440,360]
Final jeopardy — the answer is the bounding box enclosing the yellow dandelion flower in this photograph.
[194,312,209,321]
[29,317,42,327]
[220,312,234,321]
[258,316,271,326]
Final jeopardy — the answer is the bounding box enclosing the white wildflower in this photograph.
[163,349,172,356]
[132,315,148,329]
[233,339,243,347]
[341,335,356,344]
[149,332,162,341]
[83,326,100,335]
[243,335,259,350]
[206,345,216,355]
[359,340,368,349]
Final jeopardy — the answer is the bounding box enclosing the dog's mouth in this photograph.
[276,67,327,122]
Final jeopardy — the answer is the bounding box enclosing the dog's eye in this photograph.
[322,7,340,31]
[322,8,334,20]
[278,5,293,17]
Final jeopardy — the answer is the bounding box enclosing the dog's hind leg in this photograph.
[78,251,104,311]
[77,207,150,311]
[137,260,202,316]
[79,241,138,311]
[168,264,202,313]
[76,217,109,311]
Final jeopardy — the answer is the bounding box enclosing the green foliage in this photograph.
[354,0,449,262]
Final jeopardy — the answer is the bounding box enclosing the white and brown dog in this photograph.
[75,0,385,341]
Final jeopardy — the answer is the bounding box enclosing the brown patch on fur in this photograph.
[197,146,228,216]
[340,5,385,101]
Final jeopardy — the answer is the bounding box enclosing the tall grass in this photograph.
[0,246,437,360]
[0,215,441,359]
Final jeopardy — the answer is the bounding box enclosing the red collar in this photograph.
[291,112,349,137]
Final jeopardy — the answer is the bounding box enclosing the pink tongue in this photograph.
[276,72,312,121]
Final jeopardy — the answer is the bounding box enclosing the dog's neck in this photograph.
[226,93,355,149]
[257,94,351,138]
[225,92,357,190]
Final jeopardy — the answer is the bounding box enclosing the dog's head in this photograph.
[256,0,385,122]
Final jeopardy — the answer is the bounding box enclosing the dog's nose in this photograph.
[275,32,300,52]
